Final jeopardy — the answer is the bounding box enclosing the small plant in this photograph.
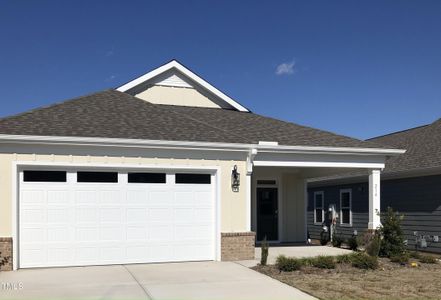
[419,255,437,264]
[310,256,336,269]
[320,229,329,246]
[390,252,410,264]
[260,236,269,266]
[347,235,359,251]
[365,232,381,257]
[379,207,407,258]
[336,254,353,264]
[276,255,303,272]
[351,252,379,270]
[332,234,344,248]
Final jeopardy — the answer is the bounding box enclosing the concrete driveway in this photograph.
[0,261,315,300]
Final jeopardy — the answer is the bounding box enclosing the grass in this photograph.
[254,255,441,300]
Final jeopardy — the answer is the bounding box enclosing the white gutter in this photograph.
[0,134,405,156]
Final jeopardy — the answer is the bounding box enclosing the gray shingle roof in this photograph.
[0,89,389,149]
[368,119,441,173]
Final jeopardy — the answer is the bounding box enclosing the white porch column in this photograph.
[246,149,257,232]
[245,173,252,231]
[368,169,381,230]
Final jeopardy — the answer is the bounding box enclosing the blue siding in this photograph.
[308,174,441,253]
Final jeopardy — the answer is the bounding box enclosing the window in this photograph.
[128,173,166,183]
[23,171,67,182]
[175,173,211,184]
[314,191,324,224]
[77,172,118,183]
[340,189,352,225]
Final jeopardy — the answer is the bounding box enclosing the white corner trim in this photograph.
[116,60,249,112]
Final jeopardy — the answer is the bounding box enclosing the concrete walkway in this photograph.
[240,245,353,267]
[0,261,316,300]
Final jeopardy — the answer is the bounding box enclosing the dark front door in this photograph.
[257,187,278,241]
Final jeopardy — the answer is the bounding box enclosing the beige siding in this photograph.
[135,85,222,108]
[252,168,306,242]
[0,153,248,237]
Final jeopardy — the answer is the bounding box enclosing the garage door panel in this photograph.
[19,169,215,268]
[149,207,172,220]
[76,207,98,223]
[75,190,98,204]
[127,226,147,240]
[100,208,122,222]
[21,190,45,204]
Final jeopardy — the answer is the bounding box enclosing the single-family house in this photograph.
[0,60,404,270]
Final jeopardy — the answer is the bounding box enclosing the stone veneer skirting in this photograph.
[0,238,12,271]
[221,232,256,261]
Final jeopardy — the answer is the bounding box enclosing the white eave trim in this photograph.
[116,60,250,112]
[0,134,405,156]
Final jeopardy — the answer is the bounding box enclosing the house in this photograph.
[0,60,404,271]
[308,119,441,253]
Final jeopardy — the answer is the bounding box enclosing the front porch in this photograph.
[247,149,386,246]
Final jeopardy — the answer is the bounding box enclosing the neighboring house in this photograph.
[0,60,404,271]
[308,119,441,253]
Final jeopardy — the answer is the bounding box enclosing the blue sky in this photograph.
[1,0,440,139]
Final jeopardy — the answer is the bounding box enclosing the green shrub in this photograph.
[351,253,379,270]
[310,256,336,269]
[298,257,313,266]
[364,232,381,257]
[347,236,359,251]
[379,207,407,258]
[390,252,410,264]
[260,237,269,266]
[419,255,437,264]
[336,254,353,264]
[320,230,329,246]
[276,255,303,272]
[332,235,344,248]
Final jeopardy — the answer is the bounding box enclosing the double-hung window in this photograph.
[340,189,352,226]
[314,191,324,224]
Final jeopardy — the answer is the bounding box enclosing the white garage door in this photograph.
[19,169,215,268]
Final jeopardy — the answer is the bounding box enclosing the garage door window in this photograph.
[128,173,166,183]
[23,171,67,182]
[77,171,118,183]
[175,173,211,184]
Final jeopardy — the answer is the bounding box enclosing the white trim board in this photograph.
[0,134,405,156]
[116,60,250,112]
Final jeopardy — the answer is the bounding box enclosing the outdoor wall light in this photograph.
[231,165,240,192]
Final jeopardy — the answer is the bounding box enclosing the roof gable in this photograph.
[116,60,250,112]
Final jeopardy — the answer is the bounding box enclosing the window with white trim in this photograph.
[340,189,352,225]
[314,191,324,224]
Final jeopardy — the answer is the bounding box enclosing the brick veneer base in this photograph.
[221,232,256,261]
[0,237,12,271]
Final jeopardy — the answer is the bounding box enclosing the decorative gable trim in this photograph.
[116,60,250,112]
